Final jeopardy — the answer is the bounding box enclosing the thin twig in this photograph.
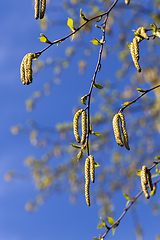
[99,161,160,239]
[119,84,160,112]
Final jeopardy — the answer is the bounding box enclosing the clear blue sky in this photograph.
[0,1,160,240]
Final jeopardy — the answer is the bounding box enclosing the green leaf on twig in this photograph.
[39,33,51,43]
[93,83,103,89]
[126,200,130,207]
[77,150,83,161]
[97,223,105,229]
[123,193,131,200]
[137,88,146,93]
[107,217,115,225]
[93,238,100,240]
[92,132,101,136]
[90,38,101,46]
[121,101,130,107]
[94,162,100,167]
[150,23,157,33]
[67,18,74,31]
[100,217,106,225]
[112,227,116,235]
[155,156,160,160]
[136,169,142,176]
[81,96,87,105]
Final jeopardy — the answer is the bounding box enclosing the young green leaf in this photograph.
[107,217,115,225]
[94,162,100,167]
[150,23,157,33]
[150,185,156,196]
[97,223,105,229]
[112,227,116,235]
[126,200,130,207]
[77,150,83,161]
[136,169,142,176]
[67,18,74,31]
[93,83,103,89]
[155,156,160,160]
[123,193,131,200]
[93,238,100,240]
[39,33,51,43]
[81,96,87,105]
[121,101,130,107]
[70,143,81,149]
[92,132,102,136]
[90,38,101,46]
[100,217,106,225]
[137,88,146,93]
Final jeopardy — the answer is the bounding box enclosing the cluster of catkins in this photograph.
[20,53,37,85]
[35,0,46,20]
[73,109,95,206]
[112,112,130,150]
[140,165,153,199]
[129,27,149,72]
[85,155,95,206]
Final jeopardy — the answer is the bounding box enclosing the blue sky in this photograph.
[0,1,160,240]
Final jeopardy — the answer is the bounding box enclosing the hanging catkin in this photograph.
[73,109,83,143]
[118,113,130,150]
[112,114,124,147]
[133,37,139,61]
[20,53,35,85]
[81,110,87,145]
[40,0,46,19]
[141,166,150,199]
[147,170,153,191]
[85,157,90,206]
[35,0,40,19]
[130,41,141,72]
[89,155,95,183]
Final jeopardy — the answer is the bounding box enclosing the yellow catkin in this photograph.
[40,0,46,19]
[85,157,90,206]
[130,42,141,72]
[141,166,150,199]
[89,155,95,183]
[112,114,124,147]
[147,170,153,191]
[73,109,83,143]
[35,0,39,19]
[125,0,130,4]
[81,110,87,145]
[140,27,149,40]
[133,37,139,61]
[141,165,148,185]
[20,53,35,85]
[141,180,150,199]
[118,113,130,150]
